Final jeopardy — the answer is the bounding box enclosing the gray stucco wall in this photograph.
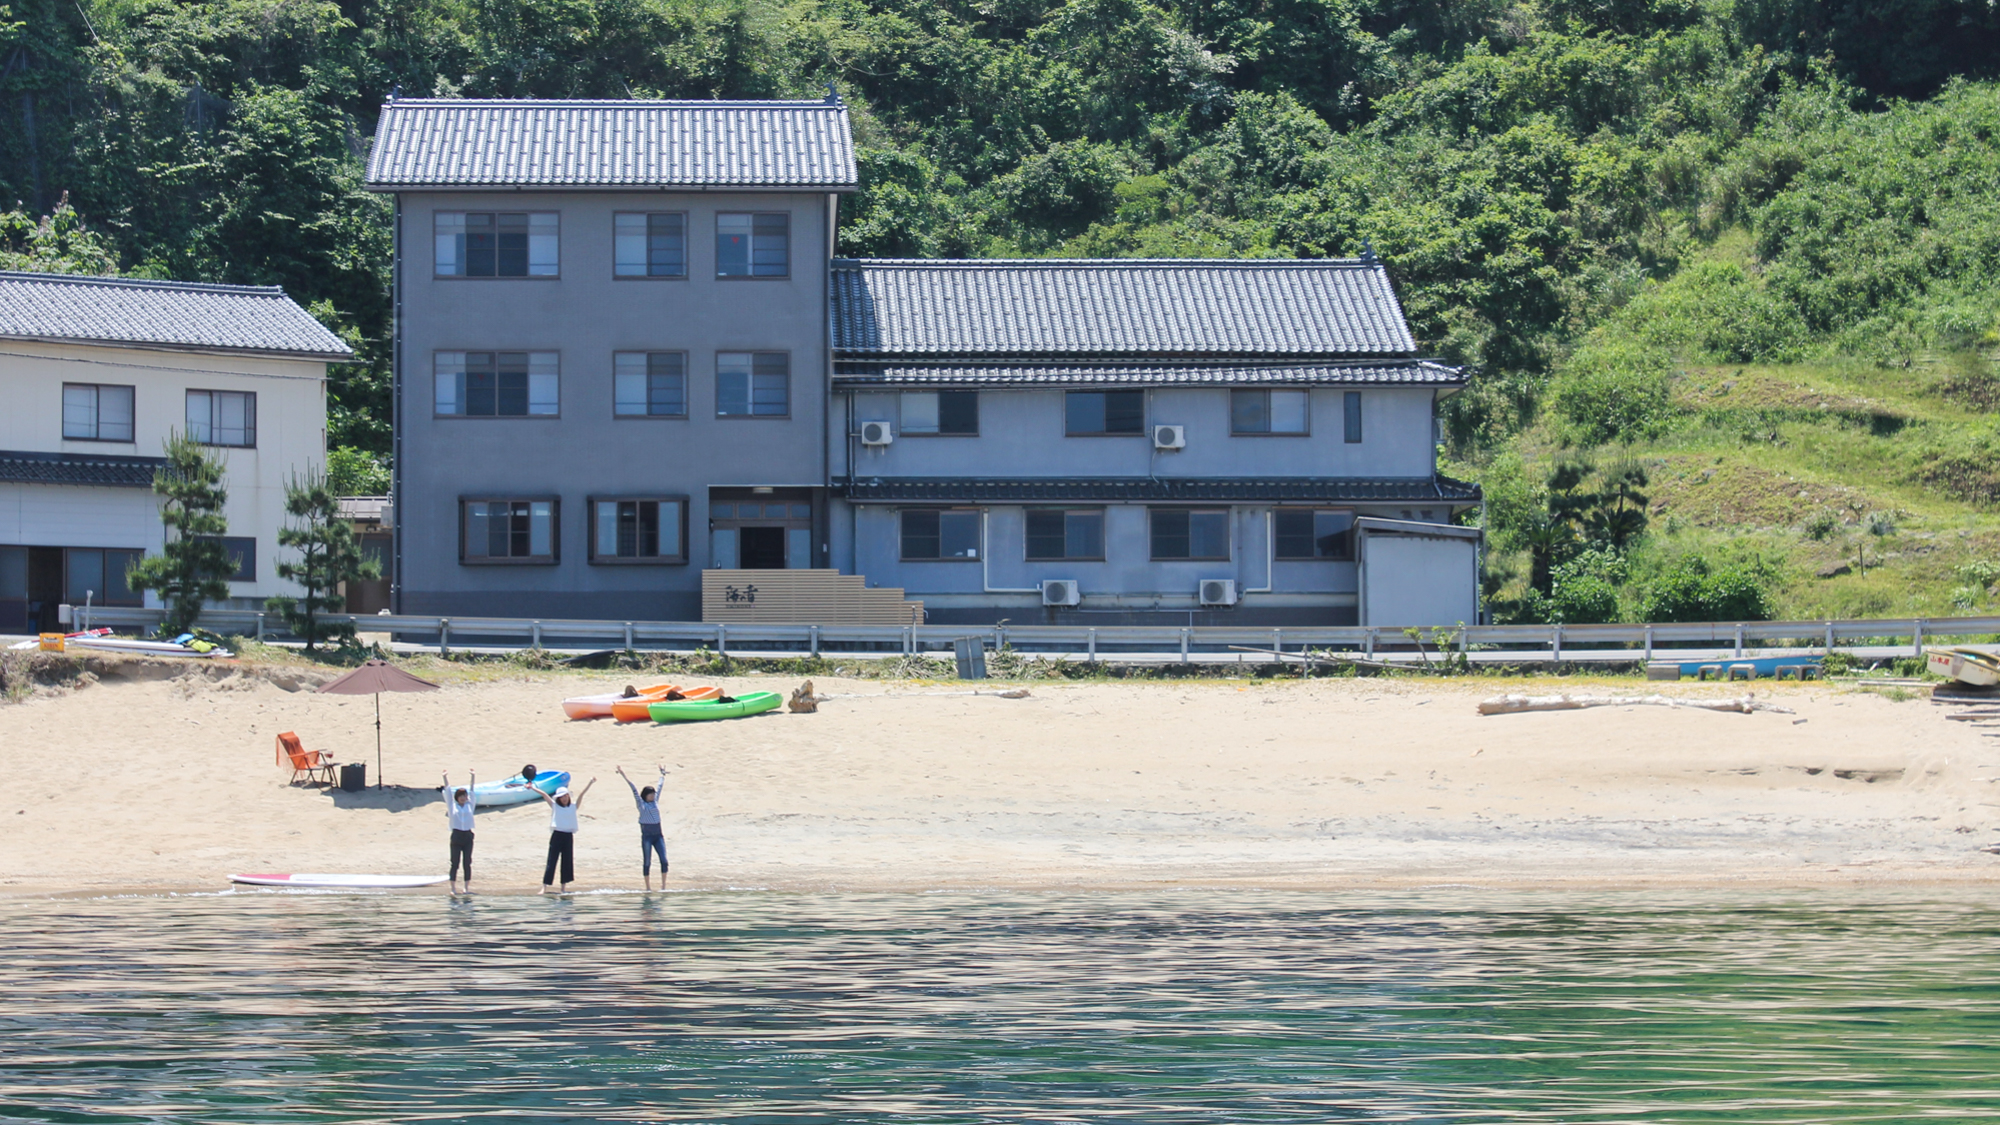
[395,189,834,619]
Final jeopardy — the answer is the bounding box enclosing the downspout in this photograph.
[822,193,836,568]
[982,510,1039,593]
[390,193,404,614]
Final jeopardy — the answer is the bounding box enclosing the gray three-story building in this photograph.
[368,95,1481,626]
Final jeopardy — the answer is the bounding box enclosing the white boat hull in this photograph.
[229,873,448,888]
[1928,648,2000,687]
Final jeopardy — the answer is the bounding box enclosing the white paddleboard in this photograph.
[229,872,448,888]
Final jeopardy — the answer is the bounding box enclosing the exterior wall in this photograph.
[394,189,835,619]
[0,339,328,608]
[838,386,1438,480]
[1359,532,1480,628]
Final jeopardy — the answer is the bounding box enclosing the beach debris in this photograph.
[1477,693,1794,716]
[789,680,827,713]
[808,687,1032,702]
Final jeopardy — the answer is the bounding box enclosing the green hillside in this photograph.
[2,0,1997,619]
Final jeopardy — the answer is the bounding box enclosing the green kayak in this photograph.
[648,691,784,723]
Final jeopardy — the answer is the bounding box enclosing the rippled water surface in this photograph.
[3,890,1998,1122]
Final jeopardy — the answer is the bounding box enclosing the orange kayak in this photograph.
[561,683,679,721]
[610,685,721,722]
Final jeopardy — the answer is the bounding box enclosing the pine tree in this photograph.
[266,469,380,651]
[128,432,234,634]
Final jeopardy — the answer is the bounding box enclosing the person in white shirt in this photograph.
[441,771,476,893]
[537,779,595,894]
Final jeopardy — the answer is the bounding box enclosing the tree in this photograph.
[267,469,381,651]
[1583,461,1650,550]
[128,433,234,635]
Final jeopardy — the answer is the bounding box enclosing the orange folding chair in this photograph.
[276,731,338,785]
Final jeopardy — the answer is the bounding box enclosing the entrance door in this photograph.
[27,547,62,633]
[738,526,787,570]
[0,546,25,633]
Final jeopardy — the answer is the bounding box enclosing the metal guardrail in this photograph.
[72,606,2000,664]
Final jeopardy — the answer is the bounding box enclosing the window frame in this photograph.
[899,507,984,562]
[1273,507,1357,561]
[612,211,689,280]
[1024,507,1107,562]
[899,390,979,436]
[715,211,791,279]
[1229,389,1311,436]
[198,535,258,582]
[185,389,257,448]
[1064,390,1146,437]
[1344,391,1363,444]
[62,546,145,606]
[612,351,689,419]
[1149,507,1233,561]
[459,496,561,566]
[61,383,136,443]
[587,494,689,566]
[714,350,791,419]
[433,210,560,279]
[433,351,561,419]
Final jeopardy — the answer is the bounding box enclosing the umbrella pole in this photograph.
[375,691,383,789]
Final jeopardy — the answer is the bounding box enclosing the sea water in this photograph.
[2,890,1996,1122]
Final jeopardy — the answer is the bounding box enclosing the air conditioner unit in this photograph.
[1199,578,1238,607]
[860,421,894,446]
[1153,424,1186,450]
[1041,579,1081,607]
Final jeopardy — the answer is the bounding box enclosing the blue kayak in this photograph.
[470,770,569,808]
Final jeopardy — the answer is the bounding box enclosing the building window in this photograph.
[1025,509,1105,561]
[195,536,257,581]
[901,391,978,435]
[61,384,135,442]
[435,352,559,417]
[716,352,789,417]
[716,213,788,278]
[1344,391,1363,443]
[590,497,686,564]
[435,212,558,277]
[64,547,145,605]
[1230,389,1308,435]
[614,352,687,417]
[186,390,256,447]
[462,499,557,564]
[1275,509,1356,560]
[901,509,982,560]
[1150,508,1231,560]
[1065,391,1144,436]
[614,212,687,278]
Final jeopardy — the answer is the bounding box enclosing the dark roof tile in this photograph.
[834,360,1464,388]
[836,476,1481,504]
[0,272,351,359]
[0,449,166,487]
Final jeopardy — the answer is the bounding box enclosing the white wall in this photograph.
[1359,532,1478,628]
[0,339,329,604]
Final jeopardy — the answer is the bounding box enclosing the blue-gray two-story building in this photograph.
[368,95,1481,627]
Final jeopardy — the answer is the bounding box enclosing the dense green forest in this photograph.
[4,0,2000,621]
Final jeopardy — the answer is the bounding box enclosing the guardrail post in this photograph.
[1180,627,1191,664]
[1365,628,1376,659]
[1914,618,1926,657]
[439,618,450,657]
[1824,621,1834,651]
[1087,627,1097,662]
[1273,628,1284,665]
[810,625,820,658]
[997,624,1008,652]
[532,621,542,649]
[1734,623,1744,657]
[255,613,266,643]
[716,623,727,658]
[624,622,635,650]
[1552,623,1563,663]
[1643,625,1653,662]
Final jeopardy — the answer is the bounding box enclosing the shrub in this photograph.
[1639,554,1776,622]
[1547,549,1627,624]
[1801,510,1840,541]
[1546,342,1677,445]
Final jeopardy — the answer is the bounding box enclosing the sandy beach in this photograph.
[2,657,1996,896]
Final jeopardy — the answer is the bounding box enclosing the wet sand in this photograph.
[3,660,1997,895]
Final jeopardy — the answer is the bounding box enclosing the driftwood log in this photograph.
[1478,693,1794,716]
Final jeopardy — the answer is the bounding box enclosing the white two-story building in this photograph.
[0,272,353,632]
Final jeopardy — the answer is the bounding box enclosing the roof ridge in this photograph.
[833,257,1377,269]
[383,98,846,110]
[0,271,290,297]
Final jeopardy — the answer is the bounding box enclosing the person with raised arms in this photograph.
[441,770,476,894]
[615,764,669,890]
[537,777,594,894]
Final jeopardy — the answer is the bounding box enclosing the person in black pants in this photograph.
[537,778,595,893]
[442,770,476,893]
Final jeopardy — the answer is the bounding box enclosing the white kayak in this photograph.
[229,873,448,888]
[69,636,233,658]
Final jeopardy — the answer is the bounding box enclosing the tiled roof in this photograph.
[366,99,857,189]
[0,449,167,487]
[829,259,1419,358]
[0,272,353,360]
[833,360,1463,388]
[836,476,1482,504]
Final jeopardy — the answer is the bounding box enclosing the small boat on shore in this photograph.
[647,691,783,723]
[1927,647,2000,687]
[610,686,720,722]
[230,873,447,888]
[471,769,569,808]
[561,684,677,720]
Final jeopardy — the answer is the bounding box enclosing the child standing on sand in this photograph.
[537,778,594,894]
[616,765,669,890]
[441,770,476,893]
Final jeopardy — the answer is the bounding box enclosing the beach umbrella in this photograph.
[317,660,439,788]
